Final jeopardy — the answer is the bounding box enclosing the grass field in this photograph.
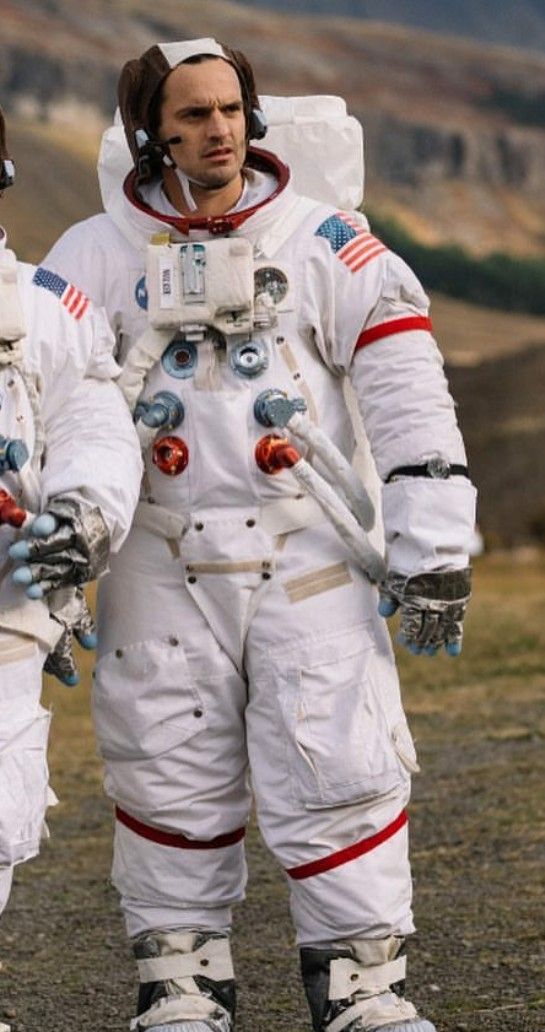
[0,554,544,1031]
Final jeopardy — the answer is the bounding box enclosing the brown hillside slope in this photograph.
[2,0,545,255]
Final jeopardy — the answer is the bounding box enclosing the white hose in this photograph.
[290,457,386,583]
[288,411,375,530]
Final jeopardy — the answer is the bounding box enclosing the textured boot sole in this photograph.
[368,1020,437,1032]
[147,1023,225,1032]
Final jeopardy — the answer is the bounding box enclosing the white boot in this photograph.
[300,936,436,1032]
[131,930,235,1032]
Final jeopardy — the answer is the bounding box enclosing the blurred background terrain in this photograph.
[2,0,545,544]
[0,5,544,1031]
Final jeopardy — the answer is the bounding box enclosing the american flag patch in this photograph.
[32,267,90,320]
[315,212,386,272]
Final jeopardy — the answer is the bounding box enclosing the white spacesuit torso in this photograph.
[45,146,475,575]
[41,111,476,964]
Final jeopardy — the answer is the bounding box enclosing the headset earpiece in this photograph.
[249,108,268,141]
[134,128,180,179]
[0,158,15,191]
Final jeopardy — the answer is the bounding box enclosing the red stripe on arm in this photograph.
[355,316,433,352]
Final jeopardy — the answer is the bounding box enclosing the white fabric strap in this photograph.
[137,935,234,984]
[0,602,62,650]
[133,500,188,540]
[329,955,406,1000]
[158,39,227,69]
[259,493,325,536]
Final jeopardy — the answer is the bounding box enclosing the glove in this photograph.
[9,497,110,599]
[44,587,98,686]
[378,568,472,657]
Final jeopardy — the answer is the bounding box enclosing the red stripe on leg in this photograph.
[286,810,408,880]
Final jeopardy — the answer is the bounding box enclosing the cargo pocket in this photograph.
[277,625,407,809]
[0,707,51,867]
[93,637,207,762]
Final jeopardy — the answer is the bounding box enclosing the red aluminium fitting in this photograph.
[152,436,189,476]
[255,434,300,475]
[0,489,27,527]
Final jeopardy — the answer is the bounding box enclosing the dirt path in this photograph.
[1,556,544,1032]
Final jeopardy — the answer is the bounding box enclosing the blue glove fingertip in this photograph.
[446,642,462,657]
[26,583,44,599]
[9,540,31,561]
[12,565,33,584]
[61,672,80,687]
[378,597,398,618]
[30,513,58,538]
[424,646,439,657]
[79,633,98,650]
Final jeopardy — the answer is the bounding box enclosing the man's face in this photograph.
[157,58,247,191]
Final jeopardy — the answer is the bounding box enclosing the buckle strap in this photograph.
[329,955,406,1000]
[137,936,234,985]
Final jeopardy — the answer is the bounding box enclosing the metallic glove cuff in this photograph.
[46,497,110,582]
[385,568,472,608]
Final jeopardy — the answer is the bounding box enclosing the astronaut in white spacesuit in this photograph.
[0,104,141,1004]
[40,39,476,1032]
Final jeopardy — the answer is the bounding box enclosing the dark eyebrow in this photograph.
[175,100,244,118]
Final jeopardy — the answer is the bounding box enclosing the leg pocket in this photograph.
[92,637,208,762]
[0,707,51,867]
[277,624,408,809]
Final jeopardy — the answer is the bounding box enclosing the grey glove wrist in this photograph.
[379,567,472,656]
[44,587,98,686]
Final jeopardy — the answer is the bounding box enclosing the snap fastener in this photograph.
[115,648,123,658]
[169,636,179,646]
[188,575,197,584]
[246,518,256,527]
[194,708,203,718]
[200,958,209,966]
[262,572,271,581]
[350,973,359,982]
[195,522,204,531]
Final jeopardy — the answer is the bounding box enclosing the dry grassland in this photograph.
[0,554,544,1031]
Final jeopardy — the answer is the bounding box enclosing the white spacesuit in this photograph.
[43,39,476,1032]
[0,106,142,979]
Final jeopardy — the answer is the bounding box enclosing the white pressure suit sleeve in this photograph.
[304,221,476,576]
[43,215,131,344]
[23,265,142,551]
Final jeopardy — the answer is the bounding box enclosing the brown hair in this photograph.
[0,107,9,161]
[118,41,261,183]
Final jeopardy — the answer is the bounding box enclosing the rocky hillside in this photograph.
[238,0,545,55]
[450,346,545,547]
[2,0,545,256]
